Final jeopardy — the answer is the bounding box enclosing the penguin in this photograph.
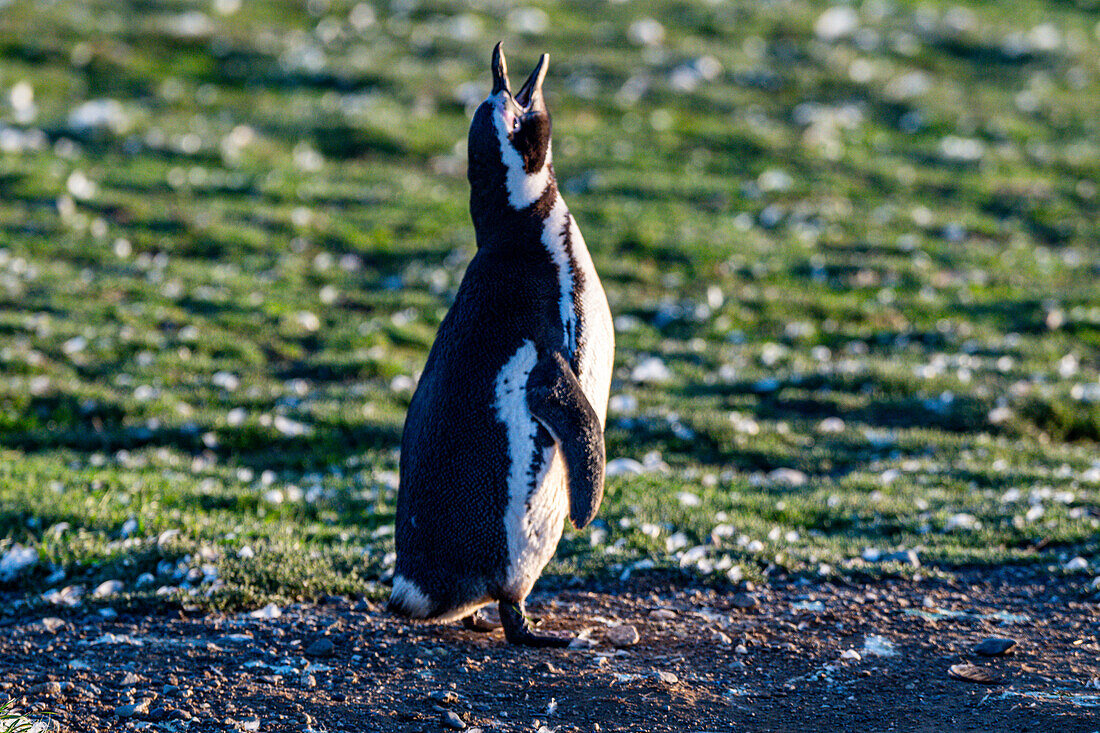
[388,42,615,647]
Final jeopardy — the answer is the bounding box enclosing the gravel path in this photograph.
[2,569,1098,732]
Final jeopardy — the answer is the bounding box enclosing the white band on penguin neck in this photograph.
[489,93,552,210]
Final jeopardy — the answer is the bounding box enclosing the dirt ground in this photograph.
[2,568,1098,733]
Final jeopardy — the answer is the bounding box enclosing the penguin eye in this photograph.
[512,117,521,133]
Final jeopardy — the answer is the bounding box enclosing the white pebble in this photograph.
[93,580,124,598]
[249,602,282,620]
[627,18,665,47]
[605,457,646,477]
[862,635,896,657]
[815,7,858,42]
[631,356,672,384]
[1064,557,1088,572]
[0,544,38,581]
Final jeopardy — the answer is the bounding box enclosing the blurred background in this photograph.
[0,0,1098,610]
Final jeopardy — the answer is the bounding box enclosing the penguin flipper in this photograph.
[526,351,605,529]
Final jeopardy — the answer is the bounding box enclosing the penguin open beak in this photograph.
[491,41,512,95]
[514,53,549,112]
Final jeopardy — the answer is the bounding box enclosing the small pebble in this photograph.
[41,617,65,633]
[730,594,758,609]
[974,637,1016,656]
[654,670,678,685]
[115,700,150,718]
[650,609,677,620]
[428,690,461,706]
[882,549,921,567]
[27,681,62,697]
[607,624,639,647]
[441,710,467,730]
[305,637,335,657]
[93,579,125,598]
[568,635,597,650]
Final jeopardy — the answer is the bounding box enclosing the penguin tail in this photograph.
[387,574,435,619]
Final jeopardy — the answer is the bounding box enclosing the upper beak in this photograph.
[514,53,549,112]
[491,41,511,95]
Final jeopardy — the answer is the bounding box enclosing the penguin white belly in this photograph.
[494,341,571,599]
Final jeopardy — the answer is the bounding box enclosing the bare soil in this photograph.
[2,569,1098,732]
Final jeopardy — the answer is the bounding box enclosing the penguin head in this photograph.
[467,42,553,209]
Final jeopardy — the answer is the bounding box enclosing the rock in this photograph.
[305,637,335,657]
[730,593,758,609]
[815,6,858,41]
[791,600,825,612]
[249,603,281,619]
[116,700,151,718]
[607,625,639,648]
[1063,557,1088,572]
[974,637,1016,656]
[630,356,672,384]
[41,617,65,633]
[147,707,170,722]
[767,468,807,487]
[27,681,62,697]
[93,579,125,598]
[568,633,597,650]
[428,690,461,706]
[839,649,861,661]
[605,458,646,477]
[441,710,467,730]
[650,609,677,620]
[861,635,897,657]
[948,663,1000,684]
[0,544,37,581]
[654,671,679,685]
[944,513,979,531]
[882,549,921,567]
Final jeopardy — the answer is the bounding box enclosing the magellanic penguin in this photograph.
[389,42,614,647]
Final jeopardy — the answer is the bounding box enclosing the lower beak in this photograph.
[514,53,549,112]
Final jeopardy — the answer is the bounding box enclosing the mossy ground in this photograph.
[0,0,1098,614]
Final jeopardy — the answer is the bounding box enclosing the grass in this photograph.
[0,699,48,733]
[0,0,1098,614]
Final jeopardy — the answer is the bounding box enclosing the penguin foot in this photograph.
[499,601,571,648]
[461,609,500,633]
